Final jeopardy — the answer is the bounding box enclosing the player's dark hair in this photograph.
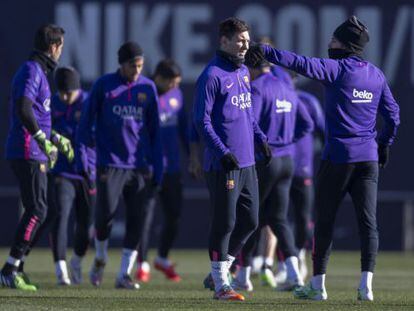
[154,59,181,79]
[54,66,81,92]
[219,17,249,39]
[34,24,65,52]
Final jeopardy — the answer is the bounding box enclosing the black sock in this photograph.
[2,263,17,275]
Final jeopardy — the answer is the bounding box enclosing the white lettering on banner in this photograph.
[54,2,414,86]
[235,4,272,37]
[113,105,143,120]
[173,5,212,83]
[382,6,411,84]
[129,4,170,72]
[275,5,316,86]
[55,2,100,80]
[352,88,374,103]
[319,6,346,58]
[105,3,124,73]
[231,92,251,109]
[275,99,292,113]
[355,6,381,66]
[275,5,316,58]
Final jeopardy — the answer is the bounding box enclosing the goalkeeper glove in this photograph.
[33,130,58,169]
[51,130,74,162]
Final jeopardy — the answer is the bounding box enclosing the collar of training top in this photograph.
[29,50,57,74]
[216,50,244,68]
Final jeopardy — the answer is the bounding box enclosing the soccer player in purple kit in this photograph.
[49,67,96,285]
[77,42,163,290]
[290,89,325,280]
[274,86,325,285]
[193,17,271,301]
[135,59,187,283]
[1,24,72,291]
[249,16,400,301]
[232,55,314,292]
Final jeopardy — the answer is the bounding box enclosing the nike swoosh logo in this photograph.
[226,82,234,89]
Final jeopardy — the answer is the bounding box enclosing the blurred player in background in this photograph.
[193,17,270,301]
[233,55,313,292]
[77,41,163,290]
[135,59,188,283]
[250,15,400,301]
[275,78,325,285]
[1,24,72,291]
[49,67,96,285]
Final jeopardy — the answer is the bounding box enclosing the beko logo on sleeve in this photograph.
[275,99,292,113]
[352,89,373,103]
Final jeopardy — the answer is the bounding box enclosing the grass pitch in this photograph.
[0,249,413,310]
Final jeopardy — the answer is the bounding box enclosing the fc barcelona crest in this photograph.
[243,76,249,83]
[169,98,179,108]
[226,179,235,190]
[138,92,147,103]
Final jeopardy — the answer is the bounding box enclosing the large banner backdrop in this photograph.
[0,1,413,248]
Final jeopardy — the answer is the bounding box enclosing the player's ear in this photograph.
[220,35,229,49]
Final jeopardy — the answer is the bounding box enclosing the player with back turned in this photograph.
[77,42,163,290]
[248,16,400,301]
[0,24,75,291]
[193,17,270,301]
[232,54,314,292]
[136,59,188,283]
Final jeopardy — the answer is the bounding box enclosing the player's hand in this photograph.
[188,157,203,180]
[220,153,240,171]
[51,131,74,162]
[245,43,265,67]
[260,141,272,166]
[378,144,389,168]
[147,180,161,197]
[81,170,96,195]
[33,130,58,169]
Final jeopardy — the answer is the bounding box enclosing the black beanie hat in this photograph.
[118,41,144,64]
[333,16,369,53]
[54,66,80,92]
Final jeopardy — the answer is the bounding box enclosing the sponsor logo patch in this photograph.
[231,92,252,110]
[275,99,292,113]
[351,88,373,103]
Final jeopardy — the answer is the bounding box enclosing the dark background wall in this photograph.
[0,0,413,250]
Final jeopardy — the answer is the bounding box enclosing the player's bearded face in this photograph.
[222,31,250,59]
[121,57,144,82]
[50,38,64,62]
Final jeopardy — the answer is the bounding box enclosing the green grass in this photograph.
[0,249,413,310]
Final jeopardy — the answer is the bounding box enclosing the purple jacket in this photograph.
[6,61,51,162]
[158,87,188,174]
[77,71,163,183]
[251,72,313,159]
[193,52,267,171]
[293,90,325,177]
[262,45,400,163]
[51,90,96,181]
